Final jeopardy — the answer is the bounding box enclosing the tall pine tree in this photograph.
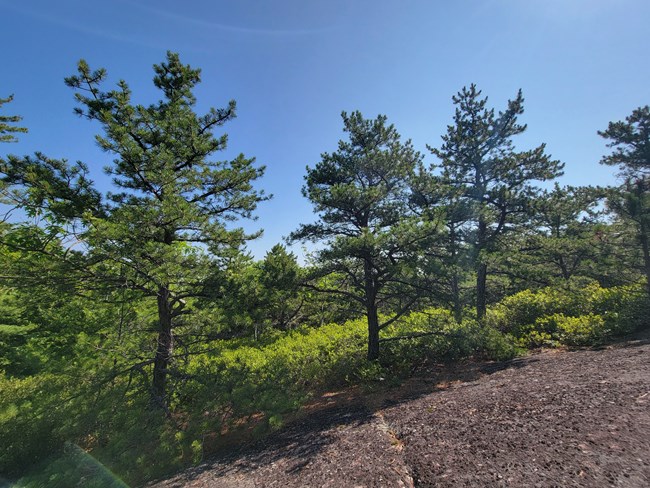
[2,53,267,407]
[599,106,650,299]
[427,85,563,319]
[291,111,434,360]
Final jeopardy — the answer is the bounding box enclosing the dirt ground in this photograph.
[150,331,650,487]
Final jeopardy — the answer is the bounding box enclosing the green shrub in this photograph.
[14,443,128,488]
[514,322,557,348]
[589,283,648,335]
[477,326,520,361]
[0,373,72,476]
[8,282,644,486]
[485,286,585,335]
[487,282,648,348]
[354,361,388,384]
[552,313,607,346]
[383,310,519,364]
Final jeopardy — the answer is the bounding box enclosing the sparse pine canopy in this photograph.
[67,52,268,405]
[599,106,650,298]
[291,111,434,360]
[0,95,28,143]
[428,84,563,319]
[599,105,650,179]
[2,52,269,406]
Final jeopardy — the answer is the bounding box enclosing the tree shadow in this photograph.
[153,353,540,487]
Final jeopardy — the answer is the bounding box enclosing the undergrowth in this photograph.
[3,281,647,487]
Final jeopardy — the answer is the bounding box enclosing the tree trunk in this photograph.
[152,286,173,408]
[639,221,650,300]
[451,272,463,324]
[363,259,380,361]
[367,302,380,361]
[476,262,488,321]
[449,224,463,323]
[476,216,488,321]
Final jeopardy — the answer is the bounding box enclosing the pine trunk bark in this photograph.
[476,216,488,321]
[639,221,650,301]
[451,273,463,324]
[364,259,380,361]
[366,303,380,361]
[476,262,488,321]
[449,225,463,323]
[152,286,173,408]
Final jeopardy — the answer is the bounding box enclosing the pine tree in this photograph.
[599,106,650,298]
[2,52,267,407]
[500,184,608,287]
[428,85,563,319]
[291,111,433,360]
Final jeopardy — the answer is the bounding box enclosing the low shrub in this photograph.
[8,282,645,485]
[383,309,520,365]
[551,313,607,346]
[486,282,647,348]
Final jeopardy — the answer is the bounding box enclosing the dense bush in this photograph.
[9,320,368,485]
[487,282,648,347]
[383,309,519,367]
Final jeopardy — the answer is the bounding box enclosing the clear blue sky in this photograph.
[2,0,649,259]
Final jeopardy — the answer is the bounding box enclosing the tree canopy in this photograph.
[599,106,650,298]
[0,62,648,486]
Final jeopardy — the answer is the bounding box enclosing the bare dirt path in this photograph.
[150,331,650,487]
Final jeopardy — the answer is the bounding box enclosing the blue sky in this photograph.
[2,0,649,259]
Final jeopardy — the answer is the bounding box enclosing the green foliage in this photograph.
[487,282,648,347]
[486,286,582,334]
[599,105,650,179]
[2,52,269,406]
[3,70,650,488]
[0,287,38,374]
[185,320,367,419]
[217,245,304,337]
[0,94,27,143]
[14,443,128,488]
[499,184,625,288]
[599,105,650,301]
[382,308,519,368]
[4,279,643,485]
[540,313,607,346]
[1,153,102,221]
